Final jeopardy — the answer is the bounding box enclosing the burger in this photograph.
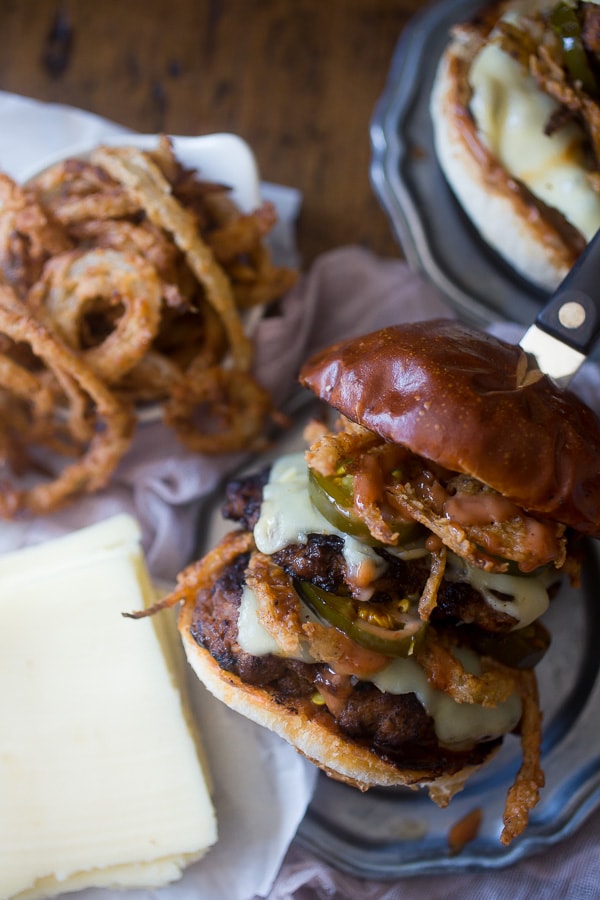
[160,320,600,845]
[430,0,600,291]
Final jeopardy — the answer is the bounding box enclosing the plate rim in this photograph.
[369,0,550,329]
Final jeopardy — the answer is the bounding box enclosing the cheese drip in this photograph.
[469,39,600,239]
[370,652,522,746]
[254,452,388,585]
[446,554,550,629]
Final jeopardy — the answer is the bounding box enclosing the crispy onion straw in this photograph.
[0,287,134,516]
[124,529,254,619]
[245,551,305,657]
[500,667,545,845]
[90,144,252,371]
[0,173,72,297]
[416,631,518,707]
[418,544,447,620]
[163,365,279,454]
[27,158,139,224]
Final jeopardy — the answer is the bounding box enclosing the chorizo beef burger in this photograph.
[165,320,600,845]
[431,0,600,291]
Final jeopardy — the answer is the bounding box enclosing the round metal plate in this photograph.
[369,0,551,329]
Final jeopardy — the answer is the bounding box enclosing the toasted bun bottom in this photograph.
[430,4,585,291]
[178,598,494,807]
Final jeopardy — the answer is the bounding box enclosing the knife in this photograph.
[519,226,600,387]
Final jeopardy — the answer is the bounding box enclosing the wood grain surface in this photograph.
[0,0,425,264]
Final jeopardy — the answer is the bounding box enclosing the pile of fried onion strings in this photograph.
[0,136,297,516]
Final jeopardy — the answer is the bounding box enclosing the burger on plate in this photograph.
[152,320,600,845]
[430,0,600,291]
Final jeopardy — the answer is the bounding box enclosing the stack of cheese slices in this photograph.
[0,514,217,900]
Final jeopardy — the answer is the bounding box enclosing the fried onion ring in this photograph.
[0,173,72,297]
[27,158,140,224]
[245,551,391,673]
[28,248,162,384]
[416,631,518,708]
[90,144,252,371]
[114,350,185,404]
[67,216,190,309]
[0,287,134,516]
[163,365,277,454]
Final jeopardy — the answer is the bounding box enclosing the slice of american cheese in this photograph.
[0,513,217,900]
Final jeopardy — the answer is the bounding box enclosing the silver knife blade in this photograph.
[519,323,586,388]
[518,226,600,386]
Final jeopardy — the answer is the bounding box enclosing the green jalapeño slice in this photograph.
[296,580,426,658]
[551,2,597,95]
[308,467,421,546]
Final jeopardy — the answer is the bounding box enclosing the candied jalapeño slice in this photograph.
[551,1,597,94]
[308,467,422,545]
[295,579,426,658]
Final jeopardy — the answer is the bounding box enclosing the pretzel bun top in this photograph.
[299,319,600,536]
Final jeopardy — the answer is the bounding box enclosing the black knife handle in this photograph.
[536,227,600,356]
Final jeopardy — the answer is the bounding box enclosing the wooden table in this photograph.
[0,0,425,265]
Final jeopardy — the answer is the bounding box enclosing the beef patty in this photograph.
[189,544,502,777]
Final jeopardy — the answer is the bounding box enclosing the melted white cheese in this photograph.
[254,452,388,584]
[254,453,551,630]
[469,39,600,239]
[239,576,522,745]
[447,553,550,629]
[254,452,551,631]
[248,456,530,744]
[370,653,522,746]
[238,584,281,655]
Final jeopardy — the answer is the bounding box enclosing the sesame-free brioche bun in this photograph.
[429,0,587,291]
[177,564,492,805]
[299,320,600,536]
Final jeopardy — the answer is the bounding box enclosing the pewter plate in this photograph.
[297,547,600,876]
[200,395,600,878]
[369,0,551,329]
